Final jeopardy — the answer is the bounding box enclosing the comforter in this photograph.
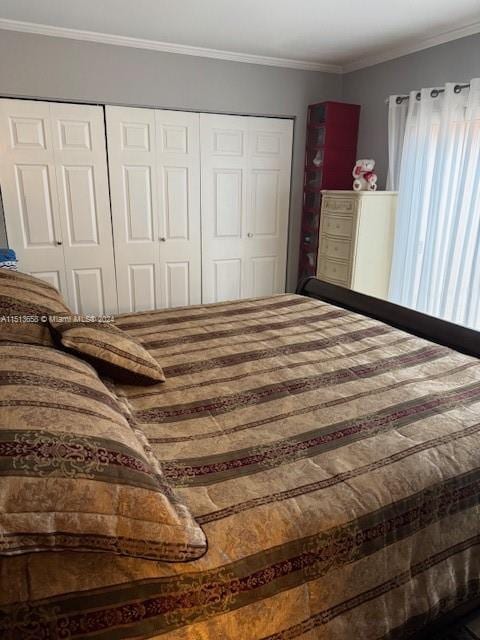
[1,293,480,639]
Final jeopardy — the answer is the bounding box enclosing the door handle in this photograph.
[159,237,166,242]
[56,240,63,246]
[247,233,254,238]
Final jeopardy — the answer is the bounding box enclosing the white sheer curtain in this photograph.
[388,79,480,330]
[386,96,408,190]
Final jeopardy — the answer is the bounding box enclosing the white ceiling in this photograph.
[0,0,479,72]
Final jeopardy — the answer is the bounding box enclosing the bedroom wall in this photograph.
[342,33,480,188]
[0,29,342,291]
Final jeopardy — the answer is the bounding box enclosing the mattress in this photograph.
[1,293,480,639]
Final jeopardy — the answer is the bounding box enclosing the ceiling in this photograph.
[0,0,479,72]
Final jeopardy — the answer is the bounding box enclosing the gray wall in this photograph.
[342,33,480,188]
[0,29,342,291]
[3,28,478,285]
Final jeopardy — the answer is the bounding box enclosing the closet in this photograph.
[0,99,117,314]
[0,98,293,314]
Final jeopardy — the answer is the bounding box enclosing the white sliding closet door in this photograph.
[0,100,67,294]
[106,107,158,313]
[50,103,117,314]
[200,114,293,303]
[106,106,201,313]
[155,110,201,309]
[0,99,118,314]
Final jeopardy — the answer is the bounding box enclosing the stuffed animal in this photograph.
[352,159,378,191]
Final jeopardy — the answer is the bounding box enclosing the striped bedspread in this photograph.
[2,293,480,639]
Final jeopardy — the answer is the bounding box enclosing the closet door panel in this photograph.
[128,264,156,313]
[155,110,201,308]
[214,258,242,302]
[200,114,292,303]
[164,261,190,308]
[215,169,243,236]
[30,270,63,291]
[0,99,68,295]
[251,255,277,297]
[106,106,160,314]
[200,114,248,303]
[250,170,280,236]
[244,117,293,298]
[15,163,58,247]
[51,103,118,314]
[72,268,106,316]
[123,165,155,242]
[162,167,189,238]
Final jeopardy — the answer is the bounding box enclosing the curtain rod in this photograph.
[384,83,471,104]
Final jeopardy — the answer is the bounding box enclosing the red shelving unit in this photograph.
[297,101,360,283]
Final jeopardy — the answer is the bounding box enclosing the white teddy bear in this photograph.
[352,159,378,191]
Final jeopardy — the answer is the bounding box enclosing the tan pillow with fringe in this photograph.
[0,270,70,346]
[49,317,165,385]
[0,342,205,560]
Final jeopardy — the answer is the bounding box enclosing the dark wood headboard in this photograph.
[296,277,480,360]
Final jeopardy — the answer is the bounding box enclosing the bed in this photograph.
[1,278,480,639]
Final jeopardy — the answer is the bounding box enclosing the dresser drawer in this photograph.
[319,235,352,261]
[317,256,350,284]
[322,196,356,214]
[322,213,354,238]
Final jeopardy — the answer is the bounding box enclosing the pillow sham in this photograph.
[0,342,206,560]
[0,270,70,346]
[49,318,165,385]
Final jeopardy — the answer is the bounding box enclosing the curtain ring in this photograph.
[454,84,462,94]
[431,89,439,98]
[416,92,421,101]
[395,96,403,105]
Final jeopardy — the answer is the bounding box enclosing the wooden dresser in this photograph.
[317,190,397,299]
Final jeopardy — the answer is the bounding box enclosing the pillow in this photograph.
[49,318,165,385]
[0,342,206,560]
[0,270,71,346]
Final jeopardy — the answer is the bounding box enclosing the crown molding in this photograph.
[342,20,480,73]
[1,16,479,75]
[0,18,343,73]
